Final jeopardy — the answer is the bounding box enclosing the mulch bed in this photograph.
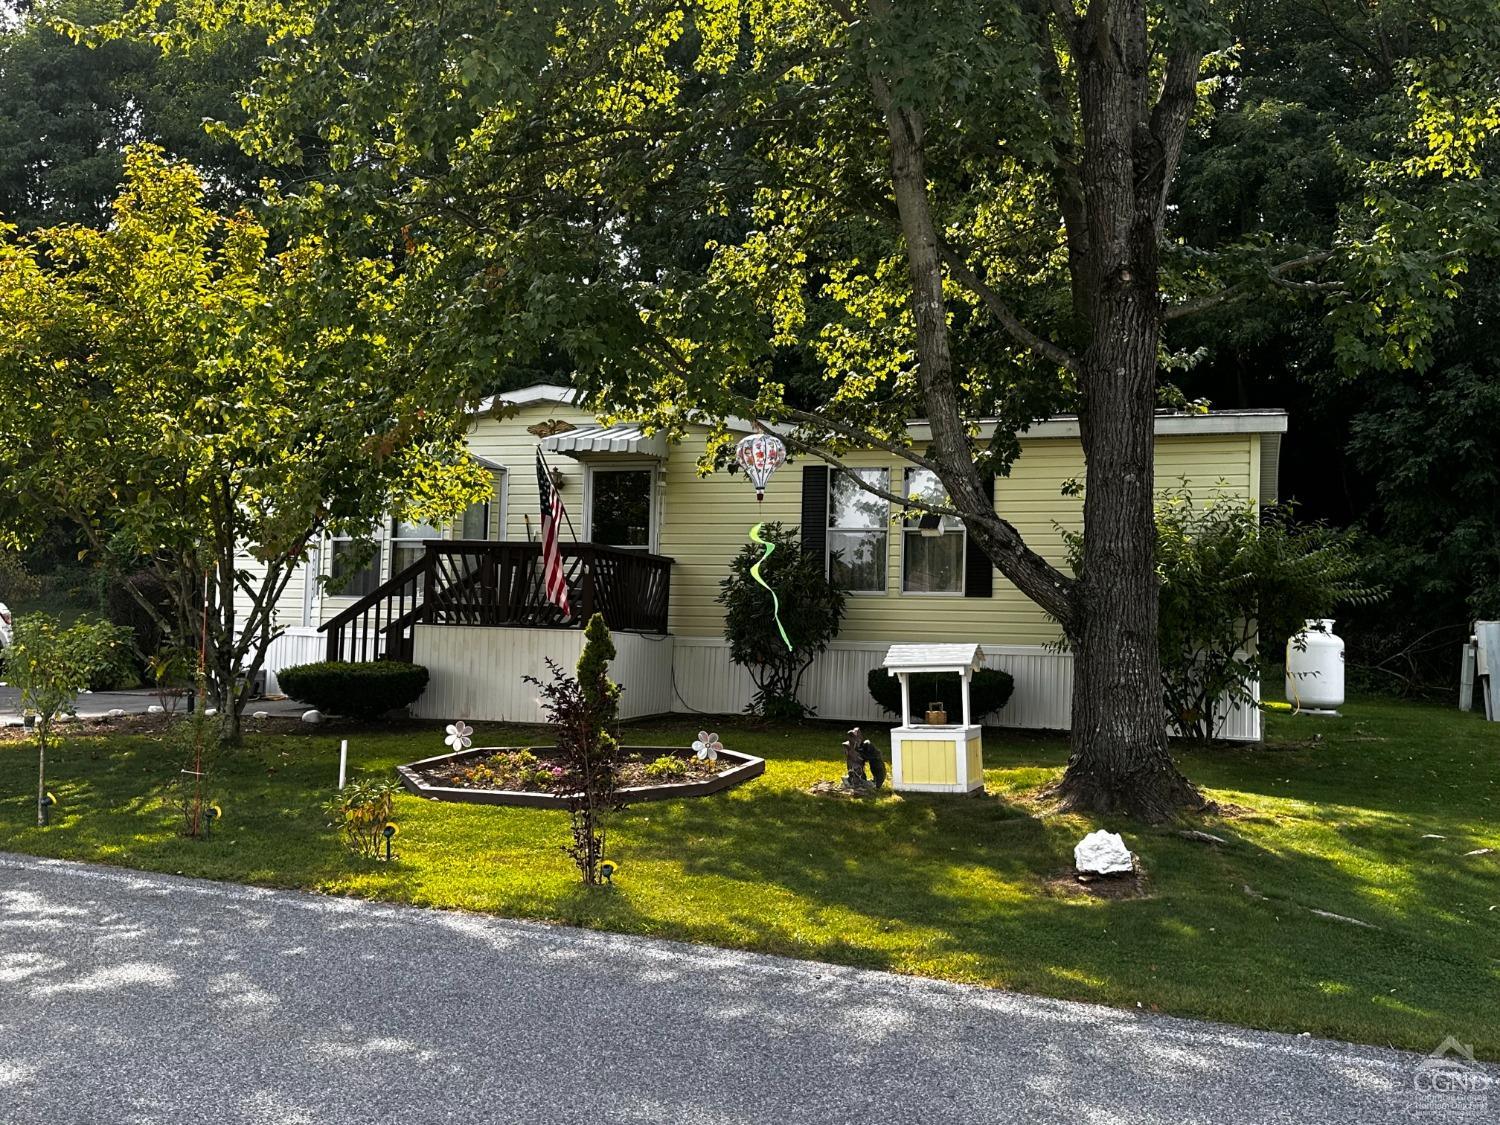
[421,748,723,795]
[1045,861,1153,901]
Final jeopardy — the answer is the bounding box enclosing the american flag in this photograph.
[536,451,571,615]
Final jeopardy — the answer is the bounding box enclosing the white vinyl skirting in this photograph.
[253,625,1261,742]
[667,637,1261,742]
[254,626,324,695]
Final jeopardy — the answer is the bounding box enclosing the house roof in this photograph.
[882,643,985,674]
[540,423,669,459]
[482,384,1288,441]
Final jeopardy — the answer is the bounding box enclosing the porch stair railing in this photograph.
[319,540,673,663]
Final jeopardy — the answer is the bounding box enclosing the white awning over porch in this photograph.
[540,423,667,459]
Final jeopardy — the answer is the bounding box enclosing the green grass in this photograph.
[1,697,1496,1055]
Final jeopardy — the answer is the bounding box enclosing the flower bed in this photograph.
[397,744,766,808]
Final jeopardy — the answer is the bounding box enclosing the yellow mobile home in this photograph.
[254,384,1286,739]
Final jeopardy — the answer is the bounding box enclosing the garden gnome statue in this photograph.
[842,727,886,789]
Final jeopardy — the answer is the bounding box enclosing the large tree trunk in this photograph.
[1053,294,1201,817]
[1049,0,1203,819]
[866,0,1207,818]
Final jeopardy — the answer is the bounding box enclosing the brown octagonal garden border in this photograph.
[396,745,766,808]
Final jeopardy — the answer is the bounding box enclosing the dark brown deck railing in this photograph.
[319,540,673,663]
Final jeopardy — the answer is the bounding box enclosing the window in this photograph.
[827,469,888,592]
[391,517,439,575]
[328,538,381,597]
[902,468,965,594]
[588,467,653,550]
[461,470,506,540]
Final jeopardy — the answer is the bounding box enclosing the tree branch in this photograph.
[773,429,962,516]
[1145,43,1206,218]
[935,239,1082,372]
[1163,249,1339,321]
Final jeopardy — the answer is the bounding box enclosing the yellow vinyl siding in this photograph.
[307,399,1258,642]
[316,400,598,625]
[463,402,600,542]
[660,429,1255,645]
[234,548,309,629]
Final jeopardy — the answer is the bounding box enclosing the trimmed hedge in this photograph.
[866,667,1015,722]
[277,660,430,720]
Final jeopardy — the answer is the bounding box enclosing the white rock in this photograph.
[301,709,323,725]
[147,705,165,715]
[203,708,218,717]
[1074,830,1134,875]
[252,710,269,720]
[107,708,126,719]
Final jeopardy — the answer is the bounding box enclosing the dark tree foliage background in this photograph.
[0,0,270,231]
[1167,0,1498,694]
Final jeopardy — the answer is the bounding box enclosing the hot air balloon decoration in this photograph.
[733,431,793,651]
[735,432,787,502]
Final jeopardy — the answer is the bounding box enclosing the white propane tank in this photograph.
[1286,618,1345,713]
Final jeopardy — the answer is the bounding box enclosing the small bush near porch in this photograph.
[0,698,1494,1057]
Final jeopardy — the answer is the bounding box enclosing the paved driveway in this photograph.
[0,688,307,725]
[0,853,1486,1125]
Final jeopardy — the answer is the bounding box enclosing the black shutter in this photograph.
[964,474,995,597]
[800,465,829,562]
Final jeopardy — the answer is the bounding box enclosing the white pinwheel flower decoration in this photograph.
[692,731,723,762]
[444,721,474,752]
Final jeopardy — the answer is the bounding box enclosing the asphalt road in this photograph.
[0,853,1483,1125]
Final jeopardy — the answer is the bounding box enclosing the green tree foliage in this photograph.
[0,0,268,232]
[0,147,487,739]
[1149,492,1379,740]
[2,614,131,825]
[107,0,1499,816]
[526,614,622,885]
[1339,263,1500,689]
[717,522,846,719]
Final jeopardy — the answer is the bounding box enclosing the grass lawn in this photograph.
[1,696,1496,1056]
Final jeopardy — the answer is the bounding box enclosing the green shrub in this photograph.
[324,777,401,858]
[866,667,1015,722]
[1066,487,1381,739]
[277,660,429,719]
[717,521,846,719]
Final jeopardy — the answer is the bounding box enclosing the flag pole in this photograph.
[536,446,582,543]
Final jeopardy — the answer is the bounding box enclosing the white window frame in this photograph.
[458,467,508,541]
[325,530,385,599]
[390,515,441,577]
[899,467,966,597]
[582,460,660,553]
[826,467,890,596]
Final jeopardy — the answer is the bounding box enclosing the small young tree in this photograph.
[2,615,131,825]
[1153,492,1381,739]
[526,614,622,885]
[0,147,486,741]
[717,522,847,719]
